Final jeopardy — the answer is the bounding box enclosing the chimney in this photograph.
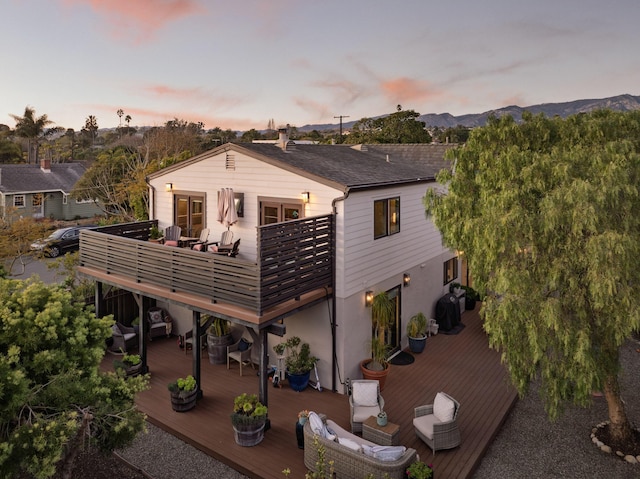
[277,127,289,147]
[40,158,51,172]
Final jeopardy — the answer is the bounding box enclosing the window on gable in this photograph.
[14,195,25,208]
[374,197,400,239]
[443,257,458,285]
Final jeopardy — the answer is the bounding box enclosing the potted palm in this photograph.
[360,291,394,390]
[231,393,268,446]
[206,316,233,364]
[407,312,428,353]
[277,336,317,391]
[168,374,197,412]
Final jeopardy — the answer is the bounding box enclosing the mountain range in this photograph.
[299,94,640,131]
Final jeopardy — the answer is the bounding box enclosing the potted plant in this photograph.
[407,312,428,353]
[278,336,317,391]
[461,285,480,310]
[296,409,310,449]
[206,316,233,364]
[360,291,394,390]
[113,353,142,377]
[168,374,197,412]
[148,224,163,243]
[406,461,434,479]
[376,410,388,427]
[231,393,268,446]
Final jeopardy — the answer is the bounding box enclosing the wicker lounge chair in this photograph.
[413,391,461,454]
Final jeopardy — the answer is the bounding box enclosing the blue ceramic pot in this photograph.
[287,371,311,391]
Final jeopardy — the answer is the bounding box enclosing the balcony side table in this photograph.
[362,415,400,446]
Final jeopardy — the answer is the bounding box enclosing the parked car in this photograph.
[30,225,95,258]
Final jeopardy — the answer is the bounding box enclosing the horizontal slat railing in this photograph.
[79,214,334,316]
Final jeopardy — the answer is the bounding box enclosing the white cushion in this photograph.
[433,392,455,422]
[352,405,381,423]
[362,445,406,461]
[413,414,438,439]
[338,437,361,452]
[308,412,336,441]
[352,382,379,406]
[327,420,377,447]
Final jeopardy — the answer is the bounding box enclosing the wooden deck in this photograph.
[104,305,518,479]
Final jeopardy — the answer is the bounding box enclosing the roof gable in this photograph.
[148,143,456,191]
[0,163,87,194]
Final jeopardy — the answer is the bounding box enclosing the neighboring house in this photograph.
[78,131,462,403]
[0,159,102,221]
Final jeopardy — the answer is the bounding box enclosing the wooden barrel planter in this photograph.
[233,421,266,446]
[170,388,198,412]
[207,333,233,364]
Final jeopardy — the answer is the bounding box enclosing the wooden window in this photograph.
[443,257,458,285]
[259,199,303,225]
[374,197,400,239]
[14,195,25,207]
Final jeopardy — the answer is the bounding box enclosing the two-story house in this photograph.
[78,133,460,404]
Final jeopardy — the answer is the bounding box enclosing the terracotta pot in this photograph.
[359,359,390,391]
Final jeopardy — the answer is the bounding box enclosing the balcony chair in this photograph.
[413,391,461,455]
[163,225,181,247]
[348,379,385,433]
[209,238,240,257]
[197,229,233,252]
[146,307,173,340]
[188,228,210,250]
[227,337,254,376]
[109,322,138,354]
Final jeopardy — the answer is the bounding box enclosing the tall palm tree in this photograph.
[117,109,124,138]
[10,106,53,163]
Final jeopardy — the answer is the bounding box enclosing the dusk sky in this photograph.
[2,0,639,132]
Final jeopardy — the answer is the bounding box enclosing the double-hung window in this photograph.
[374,197,400,239]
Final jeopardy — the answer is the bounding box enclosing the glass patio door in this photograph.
[174,194,204,237]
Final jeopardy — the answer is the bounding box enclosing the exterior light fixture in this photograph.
[301,191,310,203]
[365,290,374,307]
[403,273,411,287]
[165,183,173,192]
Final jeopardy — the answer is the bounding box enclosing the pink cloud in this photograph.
[62,0,204,43]
[141,83,245,110]
[379,77,443,105]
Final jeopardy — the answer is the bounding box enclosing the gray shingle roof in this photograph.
[0,163,87,194]
[234,143,456,190]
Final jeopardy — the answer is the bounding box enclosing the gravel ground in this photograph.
[69,338,639,479]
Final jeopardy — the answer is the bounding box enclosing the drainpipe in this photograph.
[330,187,351,392]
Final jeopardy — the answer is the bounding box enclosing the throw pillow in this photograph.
[433,392,456,422]
[337,437,361,452]
[238,338,251,351]
[372,446,406,462]
[352,382,379,407]
[149,310,163,323]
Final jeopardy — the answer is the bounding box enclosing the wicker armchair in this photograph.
[109,322,138,353]
[146,307,173,340]
[413,391,461,454]
[349,379,385,433]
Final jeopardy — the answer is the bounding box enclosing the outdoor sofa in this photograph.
[303,413,416,479]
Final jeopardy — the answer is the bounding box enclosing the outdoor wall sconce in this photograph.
[301,191,310,203]
[165,183,173,192]
[365,290,374,307]
[403,273,411,287]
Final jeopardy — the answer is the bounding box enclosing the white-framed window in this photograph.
[374,197,400,239]
[75,198,95,204]
[62,194,68,205]
[14,195,25,208]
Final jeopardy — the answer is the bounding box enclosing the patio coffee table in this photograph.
[362,415,400,446]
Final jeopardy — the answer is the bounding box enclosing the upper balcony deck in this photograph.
[78,216,334,326]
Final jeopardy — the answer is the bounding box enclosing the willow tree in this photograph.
[425,110,640,444]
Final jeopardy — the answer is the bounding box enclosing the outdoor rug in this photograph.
[442,322,466,335]
[388,351,415,365]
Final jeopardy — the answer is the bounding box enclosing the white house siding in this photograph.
[149,150,340,263]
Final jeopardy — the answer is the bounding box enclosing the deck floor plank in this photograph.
[103,304,517,479]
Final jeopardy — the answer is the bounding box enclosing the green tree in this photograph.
[10,106,54,163]
[0,125,22,163]
[346,106,431,144]
[0,278,148,478]
[82,115,99,147]
[240,128,264,142]
[424,110,640,444]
